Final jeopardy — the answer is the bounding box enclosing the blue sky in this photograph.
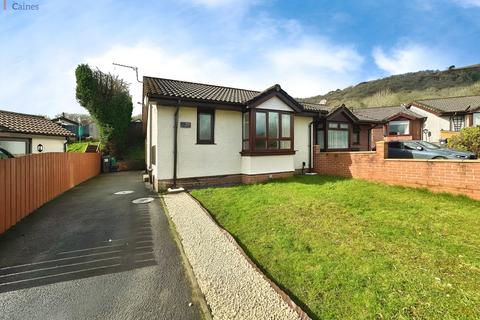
[1,0,479,116]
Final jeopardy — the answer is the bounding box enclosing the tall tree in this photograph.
[75,64,133,156]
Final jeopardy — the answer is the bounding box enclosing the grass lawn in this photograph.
[67,141,99,153]
[191,176,480,319]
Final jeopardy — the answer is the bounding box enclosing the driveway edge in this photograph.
[186,192,311,320]
[158,197,213,320]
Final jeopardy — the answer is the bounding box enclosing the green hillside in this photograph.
[302,65,480,108]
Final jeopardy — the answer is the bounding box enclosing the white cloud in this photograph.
[0,0,366,118]
[452,0,480,7]
[267,38,364,73]
[372,44,449,75]
[85,36,364,111]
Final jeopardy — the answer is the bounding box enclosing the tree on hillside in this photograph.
[75,64,133,156]
[448,127,480,156]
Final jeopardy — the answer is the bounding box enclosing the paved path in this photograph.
[0,171,203,320]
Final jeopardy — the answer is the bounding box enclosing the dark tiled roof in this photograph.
[414,95,480,113]
[299,102,334,113]
[353,105,425,122]
[0,110,75,137]
[144,76,260,104]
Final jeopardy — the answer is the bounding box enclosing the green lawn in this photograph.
[67,141,99,153]
[191,176,480,319]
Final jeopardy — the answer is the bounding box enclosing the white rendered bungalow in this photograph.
[143,76,380,190]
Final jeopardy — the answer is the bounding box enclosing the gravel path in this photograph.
[163,192,302,320]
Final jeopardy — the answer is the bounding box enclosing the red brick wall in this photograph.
[313,142,480,200]
[371,125,384,148]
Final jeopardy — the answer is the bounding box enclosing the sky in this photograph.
[1,0,479,117]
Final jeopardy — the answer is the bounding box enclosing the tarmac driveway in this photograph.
[0,171,203,320]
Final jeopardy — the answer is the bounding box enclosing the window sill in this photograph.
[240,150,296,156]
[196,142,216,145]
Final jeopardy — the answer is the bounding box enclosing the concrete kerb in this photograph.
[158,196,213,320]
[185,192,312,320]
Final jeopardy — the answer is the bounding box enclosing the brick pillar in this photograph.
[376,141,388,160]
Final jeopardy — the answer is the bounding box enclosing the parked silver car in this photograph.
[388,141,477,160]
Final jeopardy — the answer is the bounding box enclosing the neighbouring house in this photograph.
[51,113,101,140]
[408,95,480,143]
[51,113,81,138]
[352,105,426,145]
[0,109,75,156]
[144,76,424,189]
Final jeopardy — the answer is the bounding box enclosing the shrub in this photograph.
[448,126,480,156]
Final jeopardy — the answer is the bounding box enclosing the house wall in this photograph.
[177,107,243,178]
[257,96,294,112]
[313,142,480,200]
[370,118,423,146]
[370,125,384,146]
[241,155,294,175]
[0,134,66,154]
[31,136,66,153]
[409,106,450,142]
[149,96,309,189]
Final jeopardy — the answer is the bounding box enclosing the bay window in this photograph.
[328,122,349,149]
[388,120,410,135]
[242,110,293,154]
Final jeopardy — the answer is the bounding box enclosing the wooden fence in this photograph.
[0,152,101,234]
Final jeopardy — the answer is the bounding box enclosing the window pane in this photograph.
[389,120,409,135]
[281,114,291,138]
[268,140,279,149]
[243,141,250,150]
[255,139,267,150]
[317,130,325,149]
[451,116,465,132]
[280,140,291,149]
[243,112,249,139]
[339,123,349,129]
[0,140,27,156]
[328,130,348,149]
[199,113,212,141]
[474,113,480,126]
[328,122,338,129]
[268,112,279,138]
[256,112,266,137]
